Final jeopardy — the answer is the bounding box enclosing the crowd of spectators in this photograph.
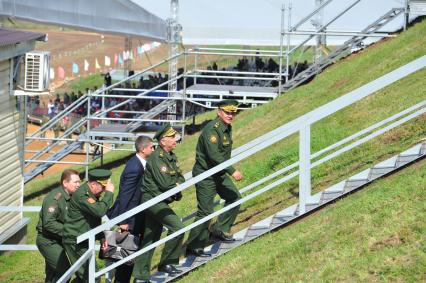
[27,56,311,132]
[195,56,310,87]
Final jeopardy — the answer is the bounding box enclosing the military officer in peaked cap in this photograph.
[132,123,185,283]
[186,99,243,257]
[36,169,81,283]
[63,169,114,283]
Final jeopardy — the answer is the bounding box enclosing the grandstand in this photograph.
[0,1,425,282]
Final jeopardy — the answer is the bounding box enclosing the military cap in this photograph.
[88,169,111,186]
[217,99,239,113]
[154,123,178,141]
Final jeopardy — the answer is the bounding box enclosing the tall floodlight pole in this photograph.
[167,0,182,121]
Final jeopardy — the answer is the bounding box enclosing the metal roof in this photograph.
[0,28,46,47]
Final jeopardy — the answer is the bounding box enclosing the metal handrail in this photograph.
[181,100,426,221]
[288,0,362,55]
[28,94,88,139]
[93,74,185,117]
[77,55,426,243]
[27,50,185,143]
[2,102,424,253]
[97,51,185,95]
[93,101,426,277]
[289,0,334,32]
[191,47,280,54]
[24,118,87,167]
[193,69,280,76]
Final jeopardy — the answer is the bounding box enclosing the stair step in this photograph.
[324,181,346,193]
[251,216,274,229]
[374,156,398,168]
[275,204,298,218]
[154,141,425,282]
[400,143,422,156]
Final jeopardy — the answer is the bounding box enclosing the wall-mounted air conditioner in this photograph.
[24,51,50,92]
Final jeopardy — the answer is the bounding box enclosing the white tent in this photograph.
[0,0,167,41]
[135,0,408,45]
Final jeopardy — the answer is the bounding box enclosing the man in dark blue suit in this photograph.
[107,136,154,283]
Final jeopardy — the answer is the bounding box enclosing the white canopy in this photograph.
[135,0,408,45]
[0,0,167,41]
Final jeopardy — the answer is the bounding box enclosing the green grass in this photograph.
[0,18,75,31]
[181,159,426,283]
[54,73,106,95]
[2,19,425,282]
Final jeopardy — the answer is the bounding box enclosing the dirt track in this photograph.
[33,29,170,89]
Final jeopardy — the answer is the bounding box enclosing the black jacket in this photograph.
[107,155,145,233]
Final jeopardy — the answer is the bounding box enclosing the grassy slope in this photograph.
[181,159,426,283]
[1,20,425,282]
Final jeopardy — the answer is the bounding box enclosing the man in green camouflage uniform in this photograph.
[132,123,185,283]
[62,169,114,283]
[186,99,243,257]
[36,169,81,283]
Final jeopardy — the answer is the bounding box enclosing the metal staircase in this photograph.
[150,140,425,282]
[282,7,405,92]
[125,99,177,132]
[24,138,84,182]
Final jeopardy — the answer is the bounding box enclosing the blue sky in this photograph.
[133,0,409,45]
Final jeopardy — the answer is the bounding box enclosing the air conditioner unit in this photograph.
[24,51,50,92]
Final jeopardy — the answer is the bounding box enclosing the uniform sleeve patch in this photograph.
[160,166,168,173]
[54,192,62,200]
[87,197,96,204]
[209,135,218,143]
[48,206,56,213]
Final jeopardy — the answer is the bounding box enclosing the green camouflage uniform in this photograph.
[132,146,185,280]
[187,116,241,250]
[62,182,113,282]
[36,187,71,283]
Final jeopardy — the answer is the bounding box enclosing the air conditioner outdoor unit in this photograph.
[24,51,50,92]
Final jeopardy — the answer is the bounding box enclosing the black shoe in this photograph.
[133,279,152,283]
[211,230,237,242]
[158,264,183,276]
[186,248,212,257]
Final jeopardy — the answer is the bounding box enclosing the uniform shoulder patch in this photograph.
[160,165,168,173]
[48,206,56,213]
[54,192,62,200]
[209,135,218,143]
[87,197,96,204]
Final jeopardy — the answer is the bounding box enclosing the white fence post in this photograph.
[88,236,96,283]
[299,124,311,214]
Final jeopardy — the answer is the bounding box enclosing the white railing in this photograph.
[50,56,425,283]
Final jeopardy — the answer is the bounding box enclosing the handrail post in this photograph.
[278,4,285,94]
[299,124,311,214]
[85,95,91,181]
[182,50,187,141]
[194,46,198,85]
[101,88,106,125]
[88,236,96,283]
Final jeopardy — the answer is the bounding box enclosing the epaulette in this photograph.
[214,122,220,128]
[54,192,62,200]
[159,150,164,158]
